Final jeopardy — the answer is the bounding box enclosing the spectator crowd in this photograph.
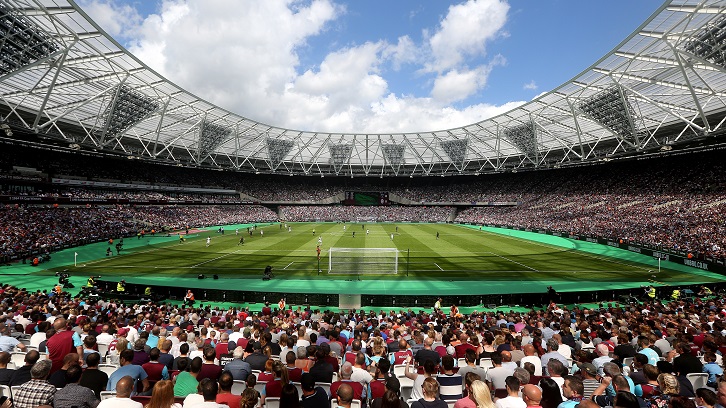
[0,282,722,408]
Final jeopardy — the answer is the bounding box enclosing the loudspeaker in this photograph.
[213,274,219,280]
[198,274,205,279]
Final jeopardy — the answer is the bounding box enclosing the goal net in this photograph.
[328,247,399,275]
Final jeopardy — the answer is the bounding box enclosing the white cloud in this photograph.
[523,80,538,90]
[79,0,142,38]
[85,0,517,134]
[426,0,509,73]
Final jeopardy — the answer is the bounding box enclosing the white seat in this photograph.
[400,384,413,401]
[98,364,118,376]
[254,381,266,394]
[9,352,25,368]
[18,338,30,346]
[6,362,16,370]
[331,399,361,408]
[0,385,11,399]
[446,400,456,408]
[100,391,116,400]
[316,382,331,397]
[265,397,280,408]
[622,357,634,367]
[97,343,109,361]
[10,386,21,399]
[480,358,493,369]
[38,353,48,361]
[457,358,466,368]
[331,372,338,383]
[393,364,409,377]
[293,382,303,397]
[231,379,247,394]
[687,373,709,390]
[431,342,444,349]
[252,370,261,380]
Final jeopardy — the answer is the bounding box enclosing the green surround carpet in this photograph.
[0,223,722,300]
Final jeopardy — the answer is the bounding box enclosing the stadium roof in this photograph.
[1,0,726,177]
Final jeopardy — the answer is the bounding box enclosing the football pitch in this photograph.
[61,222,708,285]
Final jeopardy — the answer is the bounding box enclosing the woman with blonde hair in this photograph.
[469,380,494,408]
[107,336,129,366]
[650,373,680,408]
[145,380,181,408]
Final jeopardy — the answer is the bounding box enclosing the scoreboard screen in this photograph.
[343,191,390,206]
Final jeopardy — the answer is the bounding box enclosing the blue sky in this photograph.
[80,0,662,133]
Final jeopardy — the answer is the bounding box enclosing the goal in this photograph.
[328,247,399,275]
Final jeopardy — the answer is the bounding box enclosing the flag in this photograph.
[74,252,78,256]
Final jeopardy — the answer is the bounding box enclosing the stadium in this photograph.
[1,0,726,313]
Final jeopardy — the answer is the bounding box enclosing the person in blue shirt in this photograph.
[107,349,149,395]
[703,352,723,388]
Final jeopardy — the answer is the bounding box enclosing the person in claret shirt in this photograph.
[46,318,80,374]
[196,346,222,382]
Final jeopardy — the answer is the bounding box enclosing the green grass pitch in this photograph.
[61,222,703,283]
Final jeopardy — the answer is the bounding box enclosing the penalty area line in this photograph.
[191,249,241,268]
[434,263,444,271]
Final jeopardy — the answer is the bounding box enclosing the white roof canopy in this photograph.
[1,0,726,176]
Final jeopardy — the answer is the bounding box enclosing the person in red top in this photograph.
[46,317,78,374]
[369,359,392,400]
[455,333,477,358]
[284,351,303,382]
[141,347,169,386]
[215,333,231,360]
[196,346,222,382]
[216,371,242,407]
[263,361,290,405]
[391,338,413,365]
[330,362,364,402]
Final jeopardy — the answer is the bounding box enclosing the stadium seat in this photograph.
[6,363,15,370]
[9,352,25,368]
[254,381,266,394]
[97,343,109,361]
[265,397,280,408]
[100,391,116,400]
[98,364,118,376]
[231,380,247,395]
[400,384,413,401]
[10,386,21,399]
[687,373,708,390]
[480,358,493,370]
[0,385,11,399]
[292,382,302,397]
[316,382,331,396]
[393,364,409,377]
[622,357,633,368]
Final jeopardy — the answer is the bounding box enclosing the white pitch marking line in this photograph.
[485,251,539,272]
[191,249,241,268]
[434,263,444,271]
[283,262,294,270]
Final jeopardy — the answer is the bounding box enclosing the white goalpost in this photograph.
[328,247,399,275]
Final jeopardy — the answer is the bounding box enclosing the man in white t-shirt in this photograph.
[97,376,142,408]
[495,376,526,408]
[186,378,228,408]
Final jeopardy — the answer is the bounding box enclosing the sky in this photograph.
[78,0,663,134]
